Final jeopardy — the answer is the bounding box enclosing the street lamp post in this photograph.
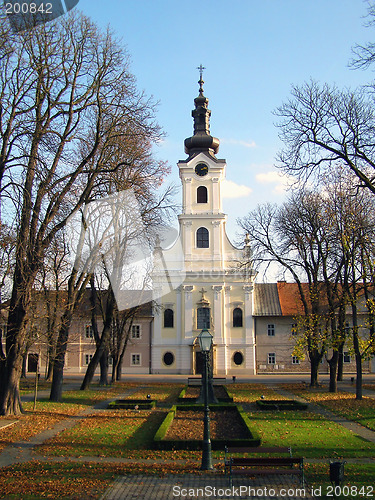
[198,328,213,470]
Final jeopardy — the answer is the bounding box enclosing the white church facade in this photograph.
[151,74,257,376]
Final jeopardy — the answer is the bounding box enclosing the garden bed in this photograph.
[178,385,233,403]
[256,399,308,411]
[108,399,156,410]
[153,404,260,450]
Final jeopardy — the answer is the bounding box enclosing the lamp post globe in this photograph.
[198,328,213,352]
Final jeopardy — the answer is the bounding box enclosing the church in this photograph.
[151,72,257,376]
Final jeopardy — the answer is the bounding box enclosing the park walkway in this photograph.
[100,473,314,500]
[0,378,374,499]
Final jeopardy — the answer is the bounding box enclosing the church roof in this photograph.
[253,282,313,317]
[253,283,282,316]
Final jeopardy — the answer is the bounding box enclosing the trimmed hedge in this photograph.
[153,404,261,450]
[108,399,156,410]
[256,399,308,411]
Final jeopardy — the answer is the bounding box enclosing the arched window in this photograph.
[233,308,243,327]
[164,308,174,328]
[197,186,208,203]
[197,227,209,248]
[197,307,210,329]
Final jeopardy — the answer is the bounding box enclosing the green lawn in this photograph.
[2,382,375,499]
[282,384,375,431]
[244,410,375,458]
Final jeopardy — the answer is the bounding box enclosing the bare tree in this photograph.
[36,235,70,381]
[274,80,375,194]
[0,11,164,415]
[239,191,332,386]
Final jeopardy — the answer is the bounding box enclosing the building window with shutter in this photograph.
[267,324,275,336]
[85,354,93,365]
[85,325,94,338]
[131,354,141,366]
[268,352,276,364]
[131,325,141,338]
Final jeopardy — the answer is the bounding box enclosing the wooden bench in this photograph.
[224,446,304,488]
[187,377,226,386]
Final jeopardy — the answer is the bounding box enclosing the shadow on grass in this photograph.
[40,411,167,457]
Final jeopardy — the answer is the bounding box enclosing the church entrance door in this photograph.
[195,350,214,377]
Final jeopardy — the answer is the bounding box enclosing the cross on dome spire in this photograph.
[197,64,206,95]
[184,66,220,157]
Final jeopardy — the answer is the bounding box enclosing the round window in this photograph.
[233,351,244,366]
[163,352,174,366]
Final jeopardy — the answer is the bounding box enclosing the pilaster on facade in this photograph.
[245,345,257,374]
[181,220,193,263]
[176,286,182,344]
[212,285,224,343]
[211,177,221,214]
[211,220,222,264]
[183,285,194,340]
[243,284,255,345]
[224,285,231,345]
[214,344,227,375]
[182,177,193,214]
[152,298,162,344]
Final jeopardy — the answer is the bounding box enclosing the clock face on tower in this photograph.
[195,163,208,177]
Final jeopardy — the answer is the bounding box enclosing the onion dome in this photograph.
[184,66,220,157]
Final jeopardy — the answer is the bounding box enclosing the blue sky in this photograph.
[78,0,372,241]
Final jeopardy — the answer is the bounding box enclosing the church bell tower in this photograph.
[151,68,256,376]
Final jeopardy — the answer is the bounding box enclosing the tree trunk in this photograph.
[0,281,31,415]
[81,328,109,390]
[21,354,27,379]
[46,356,54,382]
[355,353,363,400]
[81,287,115,390]
[337,343,344,382]
[111,355,119,383]
[49,310,73,402]
[351,302,363,400]
[327,350,339,392]
[116,359,122,381]
[45,337,55,381]
[0,359,23,416]
[99,349,109,386]
[310,354,320,387]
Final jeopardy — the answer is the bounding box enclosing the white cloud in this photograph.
[222,179,253,199]
[255,171,294,194]
[221,138,257,148]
